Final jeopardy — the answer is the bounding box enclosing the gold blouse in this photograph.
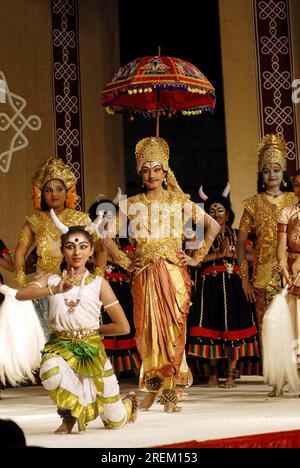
[18,209,91,274]
[239,192,297,288]
[118,190,206,269]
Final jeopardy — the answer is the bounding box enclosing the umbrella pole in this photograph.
[156,46,161,137]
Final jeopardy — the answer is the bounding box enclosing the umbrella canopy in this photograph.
[101,55,216,120]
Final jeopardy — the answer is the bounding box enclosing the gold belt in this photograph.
[52,328,98,340]
[136,238,181,266]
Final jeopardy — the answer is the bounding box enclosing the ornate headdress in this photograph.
[135,136,182,193]
[257,134,287,173]
[135,137,169,173]
[32,157,78,210]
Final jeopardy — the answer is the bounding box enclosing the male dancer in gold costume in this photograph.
[107,137,220,413]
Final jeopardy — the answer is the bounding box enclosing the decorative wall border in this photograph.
[50,0,84,208]
[254,0,298,172]
[0,71,42,174]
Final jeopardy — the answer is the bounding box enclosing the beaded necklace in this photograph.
[63,269,89,313]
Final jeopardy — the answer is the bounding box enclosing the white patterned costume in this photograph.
[40,273,131,430]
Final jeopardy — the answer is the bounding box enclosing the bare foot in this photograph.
[123,391,138,423]
[208,374,219,388]
[267,386,283,397]
[164,401,182,413]
[139,392,157,411]
[224,376,237,388]
[54,417,77,434]
[176,389,188,401]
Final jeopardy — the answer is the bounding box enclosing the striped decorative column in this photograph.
[254,0,298,172]
[50,0,85,208]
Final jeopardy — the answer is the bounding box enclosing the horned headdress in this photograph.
[50,209,103,236]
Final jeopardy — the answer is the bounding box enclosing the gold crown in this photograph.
[257,134,287,172]
[32,157,77,190]
[135,137,170,173]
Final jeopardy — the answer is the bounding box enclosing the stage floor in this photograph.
[1,377,300,448]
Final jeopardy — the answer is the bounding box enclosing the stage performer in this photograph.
[188,185,259,388]
[106,136,220,413]
[88,194,141,379]
[16,212,138,434]
[237,134,296,338]
[14,157,105,336]
[266,169,300,396]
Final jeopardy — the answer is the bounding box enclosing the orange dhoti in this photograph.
[132,258,191,391]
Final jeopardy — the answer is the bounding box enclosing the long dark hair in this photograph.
[257,170,293,193]
[60,226,94,272]
[204,196,235,228]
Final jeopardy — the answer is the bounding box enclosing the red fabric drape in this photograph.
[156,429,300,448]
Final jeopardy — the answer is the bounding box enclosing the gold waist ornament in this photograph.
[136,238,182,266]
[52,328,98,340]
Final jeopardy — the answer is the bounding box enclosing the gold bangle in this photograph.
[48,285,55,296]
[94,266,105,277]
[117,250,131,271]
[239,259,248,279]
[28,281,43,288]
[16,268,27,288]
[193,241,209,263]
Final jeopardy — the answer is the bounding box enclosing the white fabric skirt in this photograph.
[0,287,45,386]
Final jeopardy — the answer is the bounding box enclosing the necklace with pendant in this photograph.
[224,229,236,275]
[265,190,282,198]
[214,228,237,275]
[63,269,89,314]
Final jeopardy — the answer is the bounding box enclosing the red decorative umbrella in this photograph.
[101,55,215,135]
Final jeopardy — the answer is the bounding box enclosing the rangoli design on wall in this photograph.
[51,0,84,208]
[254,0,298,172]
[0,71,42,173]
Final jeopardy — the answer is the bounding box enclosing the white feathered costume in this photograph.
[0,285,45,386]
[262,285,300,395]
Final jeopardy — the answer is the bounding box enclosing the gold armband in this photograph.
[193,241,209,263]
[117,250,132,271]
[277,223,288,233]
[18,226,32,247]
[239,259,249,279]
[104,300,119,309]
[16,267,27,288]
